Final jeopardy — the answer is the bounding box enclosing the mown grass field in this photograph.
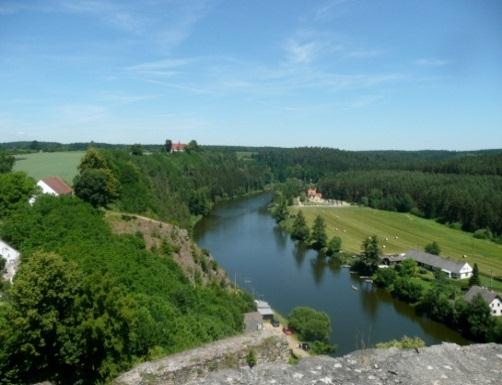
[13,151,84,184]
[290,206,502,279]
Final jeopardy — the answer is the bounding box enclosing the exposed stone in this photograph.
[182,343,501,385]
[113,330,289,385]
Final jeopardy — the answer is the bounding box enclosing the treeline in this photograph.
[0,194,253,384]
[319,171,502,237]
[254,147,502,181]
[104,149,271,229]
[0,141,163,153]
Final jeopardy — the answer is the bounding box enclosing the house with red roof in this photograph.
[171,142,187,153]
[37,176,73,196]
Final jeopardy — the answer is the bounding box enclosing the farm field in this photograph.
[291,205,502,279]
[13,151,84,184]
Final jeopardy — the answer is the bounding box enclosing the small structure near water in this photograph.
[464,286,502,316]
[254,300,274,320]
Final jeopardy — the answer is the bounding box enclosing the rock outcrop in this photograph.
[113,330,289,385]
[117,341,502,385]
[187,343,502,385]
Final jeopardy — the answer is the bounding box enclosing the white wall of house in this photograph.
[0,240,20,282]
[458,263,473,279]
[490,298,502,316]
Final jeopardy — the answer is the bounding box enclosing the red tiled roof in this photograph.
[41,176,73,195]
[172,143,187,150]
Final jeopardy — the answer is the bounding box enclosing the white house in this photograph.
[464,286,502,317]
[0,239,20,283]
[29,176,73,204]
[383,249,473,279]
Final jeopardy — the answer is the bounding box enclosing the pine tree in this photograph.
[361,235,380,267]
[291,211,309,241]
[469,263,481,287]
[310,215,327,250]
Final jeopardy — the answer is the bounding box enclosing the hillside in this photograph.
[13,151,84,183]
[289,206,502,284]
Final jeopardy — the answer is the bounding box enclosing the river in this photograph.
[194,193,469,355]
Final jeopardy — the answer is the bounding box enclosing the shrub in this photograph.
[473,228,493,240]
[246,349,257,368]
[288,306,331,342]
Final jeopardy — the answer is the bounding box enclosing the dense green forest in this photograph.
[103,149,271,229]
[319,171,502,236]
[0,195,253,384]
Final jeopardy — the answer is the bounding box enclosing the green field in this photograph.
[291,206,502,278]
[13,151,84,184]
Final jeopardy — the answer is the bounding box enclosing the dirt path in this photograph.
[263,322,309,358]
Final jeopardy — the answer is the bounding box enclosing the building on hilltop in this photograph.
[307,188,323,202]
[254,300,274,320]
[464,285,502,316]
[0,239,20,282]
[171,142,187,153]
[380,249,473,279]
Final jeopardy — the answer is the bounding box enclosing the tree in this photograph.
[463,294,496,341]
[130,144,143,156]
[185,140,201,153]
[0,171,36,217]
[374,267,398,288]
[78,148,109,173]
[424,241,441,255]
[164,139,172,152]
[469,263,481,287]
[0,152,15,173]
[326,236,342,256]
[74,169,117,207]
[272,196,288,223]
[288,306,331,342]
[396,259,417,277]
[291,211,309,241]
[310,215,327,250]
[361,235,380,267]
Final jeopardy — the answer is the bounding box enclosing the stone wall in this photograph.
[113,330,289,385]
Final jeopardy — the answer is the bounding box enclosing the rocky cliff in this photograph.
[116,342,502,385]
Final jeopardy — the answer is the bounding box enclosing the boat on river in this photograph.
[352,285,359,291]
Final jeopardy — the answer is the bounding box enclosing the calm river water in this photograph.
[194,193,468,355]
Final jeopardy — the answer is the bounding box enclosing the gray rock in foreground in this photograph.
[187,343,502,385]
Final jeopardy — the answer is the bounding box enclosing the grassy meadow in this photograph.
[13,151,84,184]
[290,205,502,279]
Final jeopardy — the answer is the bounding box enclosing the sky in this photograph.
[0,0,501,150]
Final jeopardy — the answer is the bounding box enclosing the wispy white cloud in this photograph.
[415,58,449,67]
[312,0,352,22]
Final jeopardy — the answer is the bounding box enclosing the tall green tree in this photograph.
[78,147,109,172]
[291,210,309,241]
[164,139,173,152]
[361,235,380,267]
[310,215,327,250]
[0,152,15,173]
[0,172,36,217]
[425,241,441,255]
[469,263,481,287]
[288,306,331,342]
[130,144,143,156]
[326,236,342,256]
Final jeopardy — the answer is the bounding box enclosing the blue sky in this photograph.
[0,0,501,150]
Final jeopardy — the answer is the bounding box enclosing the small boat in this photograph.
[364,279,373,283]
[359,275,369,279]
[341,264,351,268]
[352,285,359,291]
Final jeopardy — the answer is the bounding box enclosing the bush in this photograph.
[473,228,493,240]
[246,349,257,368]
[374,268,398,288]
[391,277,425,303]
[375,336,425,349]
[288,306,331,342]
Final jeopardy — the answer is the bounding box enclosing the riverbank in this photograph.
[194,192,470,355]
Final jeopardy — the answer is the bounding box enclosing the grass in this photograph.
[290,206,502,279]
[13,151,84,184]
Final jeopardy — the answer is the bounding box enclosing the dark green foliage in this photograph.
[310,340,336,354]
[245,349,257,368]
[424,241,441,255]
[326,236,342,256]
[473,228,493,240]
[0,197,253,383]
[0,172,36,218]
[164,140,172,152]
[459,295,496,341]
[0,152,15,173]
[185,140,201,153]
[105,150,268,229]
[288,306,331,343]
[0,256,5,272]
[310,215,327,250]
[271,195,288,223]
[391,277,425,303]
[360,235,380,273]
[130,144,143,156]
[469,263,481,287]
[395,259,418,277]
[74,169,117,207]
[374,268,398,288]
[291,211,309,241]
